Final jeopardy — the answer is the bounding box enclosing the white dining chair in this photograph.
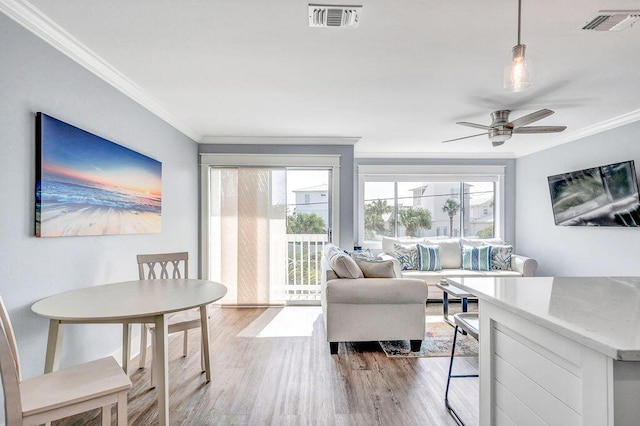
[133,252,207,387]
[0,295,131,426]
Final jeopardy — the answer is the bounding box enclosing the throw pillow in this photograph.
[352,256,396,278]
[349,248,375,261]
[483,243,513,270]
[460,237,504,247]
[462,245,491,271]
[417,244,442,271]
[393,243,419,270]
[424,238,461,269]
[328,252,363,279]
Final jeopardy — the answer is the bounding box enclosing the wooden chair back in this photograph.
[137,252,188,280]
[0,296,24,423]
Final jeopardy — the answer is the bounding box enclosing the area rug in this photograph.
[379,319,478,358]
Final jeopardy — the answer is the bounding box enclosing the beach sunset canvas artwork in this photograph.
[36,113,162,237]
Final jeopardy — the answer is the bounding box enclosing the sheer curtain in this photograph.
[208,167,287,306]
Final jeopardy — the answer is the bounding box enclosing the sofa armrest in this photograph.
[326,278,428,304]
[377,253,403,277]
[511,254,538,276]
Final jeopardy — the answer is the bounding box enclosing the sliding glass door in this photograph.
[285,169,330,304]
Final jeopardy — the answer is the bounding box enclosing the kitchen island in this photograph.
[448,276,640,426]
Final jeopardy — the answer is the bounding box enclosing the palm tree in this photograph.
[364,199,393,238]
[398,206,432,237]
[442,198,461,237]
[286,213,326,234]
[477,225,493,239]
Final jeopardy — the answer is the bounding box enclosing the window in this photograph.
[358,165,504,248]
[304,194,310,204]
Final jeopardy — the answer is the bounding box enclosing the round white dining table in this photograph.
[31,278,227,426]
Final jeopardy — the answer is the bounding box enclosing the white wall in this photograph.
[516,121,640,276]
[0,13,198,419]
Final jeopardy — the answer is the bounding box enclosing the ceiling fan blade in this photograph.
[442,132,488,143]
[509,109,554,128]
[456,122,492,130]
[513,125,567,134]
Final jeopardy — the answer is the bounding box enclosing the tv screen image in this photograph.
[547,160,640,226]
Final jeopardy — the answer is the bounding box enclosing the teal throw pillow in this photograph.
[417,244,442,271]
[462,245,491,271]
[393,243,419,270]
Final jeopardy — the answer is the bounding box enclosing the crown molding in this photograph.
[0,0,201,141]
[200,136,360,145]
[354,151,516,160]
[547,109,640,147]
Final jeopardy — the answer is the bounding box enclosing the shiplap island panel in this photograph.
[448,276,640,426]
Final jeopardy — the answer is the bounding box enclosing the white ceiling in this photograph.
[7,0,640,157]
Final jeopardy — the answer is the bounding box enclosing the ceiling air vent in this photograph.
[309,4,362,28]
[581,10,640,31]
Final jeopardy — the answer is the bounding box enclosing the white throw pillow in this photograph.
[424,238,461,269]
[382,236,423,255]
[460,237,504,247]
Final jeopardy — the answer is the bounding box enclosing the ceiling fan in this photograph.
[443,109,567,146]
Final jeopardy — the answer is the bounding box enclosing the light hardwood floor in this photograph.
[54,303,478,425]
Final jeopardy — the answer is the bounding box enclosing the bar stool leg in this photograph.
[445,324,459,410]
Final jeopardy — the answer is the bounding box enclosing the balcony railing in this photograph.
[286,234,328,301]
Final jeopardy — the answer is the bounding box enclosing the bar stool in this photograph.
[444,312,479,426]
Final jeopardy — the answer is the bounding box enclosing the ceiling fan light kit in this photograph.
[504,0,533,92]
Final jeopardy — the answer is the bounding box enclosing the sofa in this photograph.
[321,243,428,355]
[378,236,538,300]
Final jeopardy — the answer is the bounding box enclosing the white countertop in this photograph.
[447,276,640,361]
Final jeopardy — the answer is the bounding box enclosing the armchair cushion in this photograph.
[326,278,428,304]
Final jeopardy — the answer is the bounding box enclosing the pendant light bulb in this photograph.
[504,44,533,92]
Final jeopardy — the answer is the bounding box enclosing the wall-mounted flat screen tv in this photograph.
[548,160,640,226]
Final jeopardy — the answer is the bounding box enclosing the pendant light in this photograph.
[504,0,533,92]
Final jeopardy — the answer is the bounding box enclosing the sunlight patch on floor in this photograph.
[426,314,446,324]
[237,306,322,338]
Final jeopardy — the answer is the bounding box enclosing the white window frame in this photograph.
[357,165,506,245]
[200,153,341,280]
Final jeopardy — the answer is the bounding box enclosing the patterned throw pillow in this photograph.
[462,245,491,271]
[417,244,442,271]
[483,243,513,270]
[393,243,419,270]
[349,248,375,261]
